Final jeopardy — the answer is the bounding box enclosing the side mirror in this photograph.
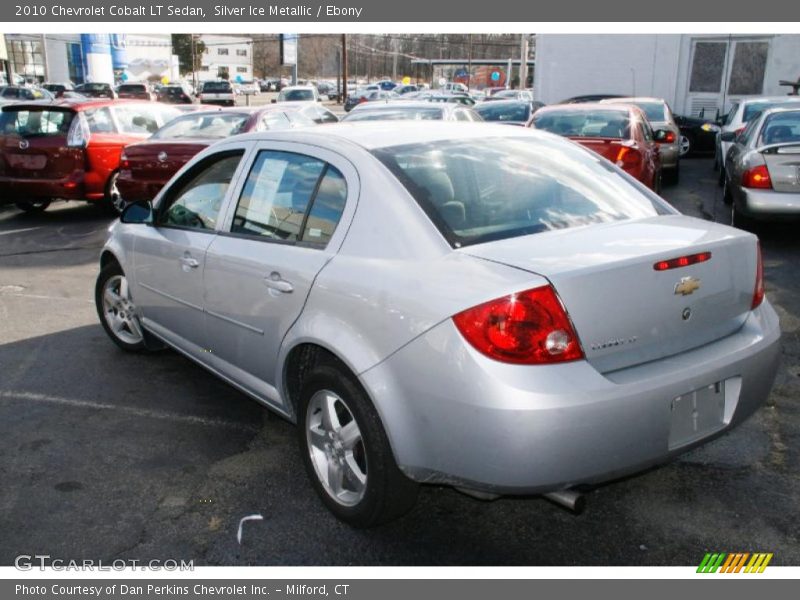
[720,131,737,142]
[120,200,153,224]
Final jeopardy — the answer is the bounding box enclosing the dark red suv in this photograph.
[0,99,181,213]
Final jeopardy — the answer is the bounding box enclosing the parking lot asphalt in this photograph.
[0,157,798,566]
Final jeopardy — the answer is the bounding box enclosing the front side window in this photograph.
[374,136,668,248]
[160,152,243,230]
[230,150,346,246]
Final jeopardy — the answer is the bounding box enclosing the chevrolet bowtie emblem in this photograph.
[675,276,701,296]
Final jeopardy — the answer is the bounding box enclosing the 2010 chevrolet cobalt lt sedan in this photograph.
[95,122,781,527]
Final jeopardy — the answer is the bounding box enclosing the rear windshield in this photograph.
[280,89,315,101]
[632,102,668,122]
[759,111,800,146]
[119,84,146,92]
[373,136,667,248]
[81,83,110,91]
[152,112,250,139]
[474,103,531,123]
[202,82,232,93]
[1,108,74,138]
[532,109,631,138]
[345,108,444,122]
[744,100,800,123]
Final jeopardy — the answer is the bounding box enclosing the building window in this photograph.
[7,38,46,82]
[236,49,247,57]
[728,41,769,96]
[237,67,247,73]
[217,48,229,56]
[689,41,727,94]
[200,65,210,72]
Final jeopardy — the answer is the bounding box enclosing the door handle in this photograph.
[263,272,294,294]
[179,255,199,270]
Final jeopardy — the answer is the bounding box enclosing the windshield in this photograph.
[202,82,232,93]
[1,108,75,138]
[532,109,631,139]
[474,103,531,123]
[280,89,315,101]
[345,107,444,121]
[119,85,146,92]
[152,112,250,139]
[373,136,667,248]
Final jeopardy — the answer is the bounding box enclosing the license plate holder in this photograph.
[668,381,726,450]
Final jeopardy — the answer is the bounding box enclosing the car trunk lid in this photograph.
[463,215,758,373]
[568,137,632,163]
[123,140,211,184]
[762,144,800,193]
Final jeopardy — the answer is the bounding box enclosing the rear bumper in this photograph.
[117,172,167,203]
[739,187,800,218]
[360,301,781,494]
[0,170,104,203]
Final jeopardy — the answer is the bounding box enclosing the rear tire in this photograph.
[15,200,51,214]
[298,364,418,527]
[665,161,680,185]
[679,134,693,158]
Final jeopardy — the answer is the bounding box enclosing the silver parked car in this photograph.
[722,106,800,228]
[342,100,481,122]
[601,96,681,182]
[96,123,780,527]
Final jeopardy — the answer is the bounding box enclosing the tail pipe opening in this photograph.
[543,490,586,514]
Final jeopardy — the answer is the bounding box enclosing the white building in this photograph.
[198,35,253,82]
[534,34,800,116]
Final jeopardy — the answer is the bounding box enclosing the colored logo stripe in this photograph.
[697,552,773,573]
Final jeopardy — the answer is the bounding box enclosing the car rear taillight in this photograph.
[120,152,130,170]
[752,242,764,309]
[66,113,90,148]
[453,285,584,365]
[658,131,676,144]
[742,164,772,189]
[615,146,641,170]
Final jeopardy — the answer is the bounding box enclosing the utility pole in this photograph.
[341,34,348,103]
[519,35,529,90]
[467,34,473,91]
[191,34,197,90]
[392,36,399,81]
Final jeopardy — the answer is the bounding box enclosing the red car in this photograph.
[529,103,664,192]
[117,106,316,203]
[0,99,181,213]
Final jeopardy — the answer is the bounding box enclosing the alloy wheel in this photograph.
[101,275,144,345]
[306,389,368,507]
[679,135,691,157]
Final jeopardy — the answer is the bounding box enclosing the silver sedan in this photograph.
[96,123,781,527]
[723,106,800,228]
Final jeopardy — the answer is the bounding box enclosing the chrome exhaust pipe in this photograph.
[543,490,586,514]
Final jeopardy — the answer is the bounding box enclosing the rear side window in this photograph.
[1,109,74,137]
[114,105,180,135]
[83,107,115,133]
[230,150,346,246]
[374,136,668,248]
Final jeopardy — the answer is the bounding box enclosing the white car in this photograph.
[276,85,321,103]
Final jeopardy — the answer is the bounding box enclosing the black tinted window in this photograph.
[302,168,347,245]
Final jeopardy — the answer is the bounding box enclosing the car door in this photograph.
[203,143,356,408]
[132,147,250,358]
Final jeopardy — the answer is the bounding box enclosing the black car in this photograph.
[157,84,194,104]
[673,113,719,157]
[74,82,116,99]
[117,83,153,101]
[42,82,74,98]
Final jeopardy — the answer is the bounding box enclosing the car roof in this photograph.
[232,121,540,151]
[739,96,800,104]
[475,99,532,106]
[600,96,666,104]
[2,98,161,111]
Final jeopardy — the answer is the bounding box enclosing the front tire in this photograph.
[679,134,693,158]
[95,262,147,352]
[298,364,418,527]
